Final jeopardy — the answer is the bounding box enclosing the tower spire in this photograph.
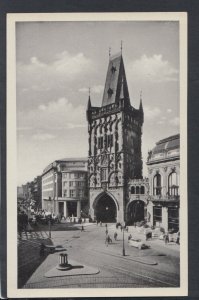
[120,40,123,55]
[87,87,91,109]
[139,90,144,124]
[109,47,111,60]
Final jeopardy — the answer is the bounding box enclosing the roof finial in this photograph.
[88,87,91,97]
[109,47,111,60]
[120,40,123,54]
[140,90,142,100]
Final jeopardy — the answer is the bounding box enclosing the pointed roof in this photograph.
[101,53,129,107]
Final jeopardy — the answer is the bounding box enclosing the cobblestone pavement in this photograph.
[18,222,180,289]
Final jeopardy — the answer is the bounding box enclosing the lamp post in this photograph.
[49,215,52,238]
[122,224,125,256]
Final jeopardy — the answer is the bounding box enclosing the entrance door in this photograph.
[95,193,117,223]
[168,207,179,232]
[127,200,145,225]
[58,202,64,216]
[67,201,77,217]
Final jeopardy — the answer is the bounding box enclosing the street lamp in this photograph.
[122,224,125,256]
[49,215,52,238]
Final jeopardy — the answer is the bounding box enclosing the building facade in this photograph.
[128,178,149,225]
[146,134,180,232]
[42,158,88,218]
[87,52,144,223]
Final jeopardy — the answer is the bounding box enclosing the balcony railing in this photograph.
[150,194,180,201]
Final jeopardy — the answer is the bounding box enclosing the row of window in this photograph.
[62,173,85,179]
[131,186,145,194]
[63,189,85,198]
[153,172,179,196]
[98,134,113,149]
[63,181,85,187]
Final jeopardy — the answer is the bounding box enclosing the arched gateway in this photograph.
[93,192,117,223]
[127,200,145,225]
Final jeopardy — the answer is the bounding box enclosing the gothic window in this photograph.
[141,186,145,194]
[108,134,113,147]
[136,186,140,194]
[101,168,107,181]
[131,186,135,194]
[98,136,103,149]
[168,172,179,196]
[153,173,162,195]
[111,65,117,73]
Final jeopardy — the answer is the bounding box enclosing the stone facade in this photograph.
[147,134,180,232]
[128,178,149,224]
[87,53,143,223]
[42,158,88,217]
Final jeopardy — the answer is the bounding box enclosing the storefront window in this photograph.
[153,206,162,226]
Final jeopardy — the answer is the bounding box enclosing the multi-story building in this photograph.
[128,178,149,225]
[87,51,144,223]
[146,134,180,232]
[42,158,88,217]
[32,176,42,209]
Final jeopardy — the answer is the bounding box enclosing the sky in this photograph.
[16,21,180,185]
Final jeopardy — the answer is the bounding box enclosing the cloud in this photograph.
[17,97,86,132]
[32,133,55,141]
[79,85,104,94]
[169,117,179,126]
[157,120,165,125]
[127,54,178,83]
[144,106,161,120]
[17,51,92,92]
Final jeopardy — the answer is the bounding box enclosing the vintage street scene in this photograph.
[16,20,180,289]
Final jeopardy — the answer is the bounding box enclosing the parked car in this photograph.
[128,238,149,249]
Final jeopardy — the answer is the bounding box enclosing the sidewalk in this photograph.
[108,224,180,253]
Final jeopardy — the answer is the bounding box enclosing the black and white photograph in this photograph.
[6,12,187,297]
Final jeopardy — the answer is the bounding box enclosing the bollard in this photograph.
[56,253,72,271]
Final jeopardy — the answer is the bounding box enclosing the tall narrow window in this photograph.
[168,172,179,196]
[141,186,145,194]
[136,186,140,194]
[131,186,135,194]
[153,173,162,195]
[101,168,107,181]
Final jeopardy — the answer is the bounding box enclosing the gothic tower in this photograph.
[87,52,144,223]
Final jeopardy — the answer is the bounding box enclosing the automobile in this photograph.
[128,238,149,249]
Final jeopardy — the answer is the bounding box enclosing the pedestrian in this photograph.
[105,229,108,235]
[126,226,129,232]
[105,223,107,228]
[81,225,84,232]
[164,233,169,244]
[114,232,118,241]
[100,221,102,227]
[128,234,132,241]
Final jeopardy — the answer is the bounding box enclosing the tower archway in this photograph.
[94,192,117,223]
[127,200,145,225]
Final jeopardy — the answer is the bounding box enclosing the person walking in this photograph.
[114,232,118,241]
[105,229,108,235]
[81,225,84,232]
[100,221,102,227]
[164,233,169,244]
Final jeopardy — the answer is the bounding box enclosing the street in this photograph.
[18,222,180,289]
